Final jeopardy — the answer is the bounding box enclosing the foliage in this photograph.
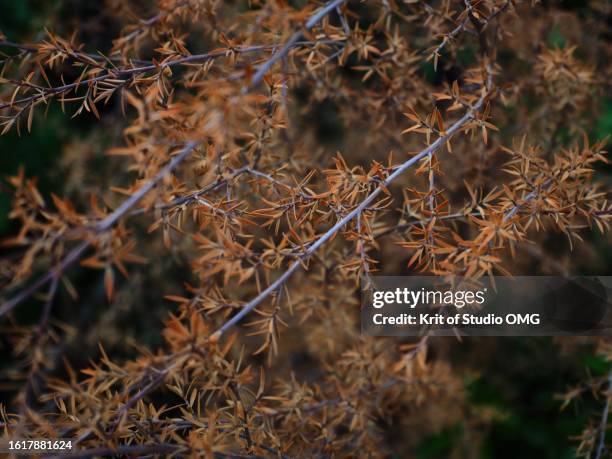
[0,0,611,457]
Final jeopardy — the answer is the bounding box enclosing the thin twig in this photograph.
[0,40,150,66]
[23,274,60,406]
[430,0,511,65]
[108,368,171,434]
[117,0,190,45]
[595,370,612,459]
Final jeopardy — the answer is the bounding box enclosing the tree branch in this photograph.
[211,86,491,341]
[0,141,199,318]
[0,40,342,111]
[244,0,348,92]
